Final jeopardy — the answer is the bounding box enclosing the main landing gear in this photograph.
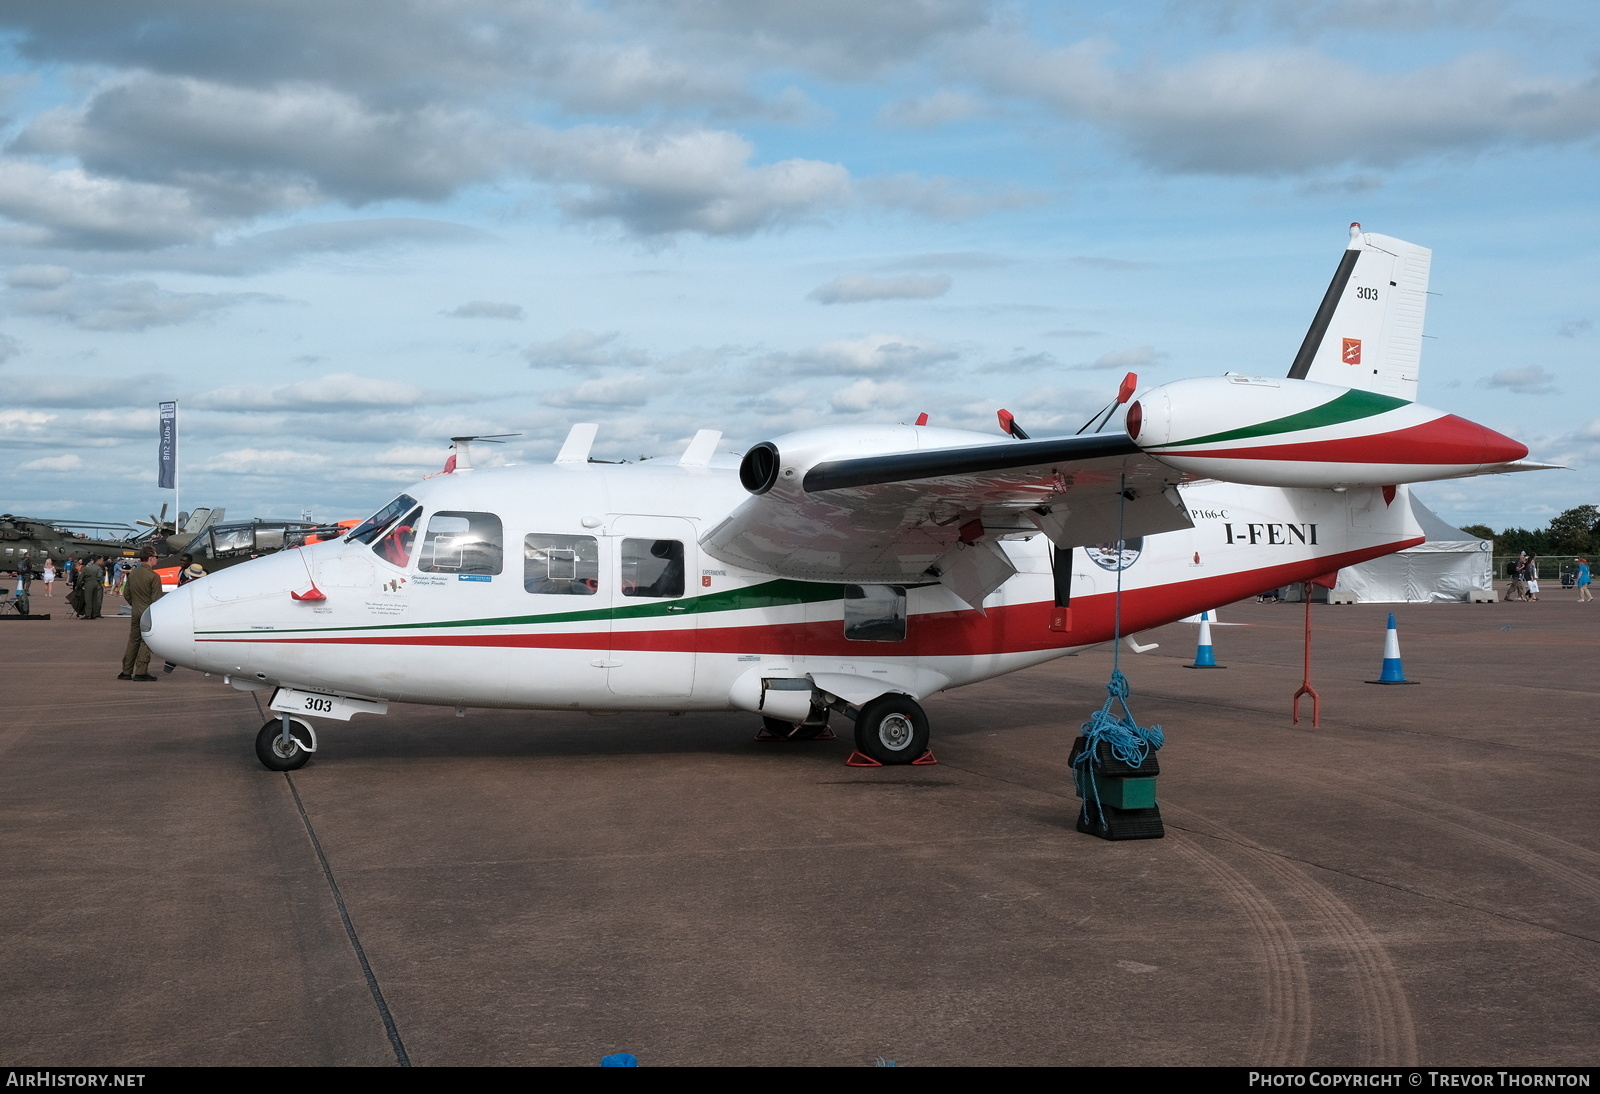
[255,715,317,771]
[852,695,930,766]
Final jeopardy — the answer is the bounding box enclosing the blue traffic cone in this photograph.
[1185,611,1224,668]
[1366,612,1419,684]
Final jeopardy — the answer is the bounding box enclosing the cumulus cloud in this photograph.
[1486,365,1558,395]
[445,300,524,320]
[809,273,952,304]
[525,329,652,371]
[8,276,283,331]
[192,372,477,412]
[543,373,659,408]
[208,447,334,475]
[768,333,958,374]
[829,378,914,414]
[7,264,72,288]
[1078,345,1164,370]
[17,74,505,213]
[0,160,218,249]
[0,409,54,438]
[1558,319,1591,338]
[962,34,1600,175]
[20,453,85,472]
[543,126,852,236]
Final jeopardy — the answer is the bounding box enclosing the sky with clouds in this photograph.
[0,0,1595,531]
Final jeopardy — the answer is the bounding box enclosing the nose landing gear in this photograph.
[256,715,317,771]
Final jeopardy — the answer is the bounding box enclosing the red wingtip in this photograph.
[914,412,928,426]
[290,586,327,602]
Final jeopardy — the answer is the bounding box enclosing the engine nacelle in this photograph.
[1129,375,1527,488]
[736,424,1005,500]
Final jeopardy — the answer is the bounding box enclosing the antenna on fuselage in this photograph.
[449,434,519,471]
[554,424,599,465]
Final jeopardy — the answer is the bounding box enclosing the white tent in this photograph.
[1331,495,1494,603]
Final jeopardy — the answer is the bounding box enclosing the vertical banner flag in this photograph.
[158,400,177,490]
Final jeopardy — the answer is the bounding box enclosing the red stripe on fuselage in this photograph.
[1172,415,1526,466]
[199,539,1418,657]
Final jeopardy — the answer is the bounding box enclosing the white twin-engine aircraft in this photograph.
[146,225,1538,771]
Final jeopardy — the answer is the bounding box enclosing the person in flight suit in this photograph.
[79,557,105,619]
[119,553,165,681]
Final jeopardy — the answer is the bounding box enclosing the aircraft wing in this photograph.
[702,430,1192,606]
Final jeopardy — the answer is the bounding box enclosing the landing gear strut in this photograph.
[852,695,929,765]
[255,715,316,771]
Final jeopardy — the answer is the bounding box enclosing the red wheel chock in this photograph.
[845,749,938,767]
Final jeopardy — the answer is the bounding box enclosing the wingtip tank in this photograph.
[1130,375,1528,489]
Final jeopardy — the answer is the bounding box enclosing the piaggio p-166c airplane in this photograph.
[145,225,1541,771]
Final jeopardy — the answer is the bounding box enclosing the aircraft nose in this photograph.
[143,588,196,667]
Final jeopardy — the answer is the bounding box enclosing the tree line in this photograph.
[1460,504,1600,557]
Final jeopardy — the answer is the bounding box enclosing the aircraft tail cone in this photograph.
[1366,611,1419,685]
[1185,611,1225,669]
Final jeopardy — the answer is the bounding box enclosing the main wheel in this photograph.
[255,718,312,771]
[853,695,929,765]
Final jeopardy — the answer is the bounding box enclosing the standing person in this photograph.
[79,557,105,619]
[41,558,55,597]
[1526,553,1541,601]
[1504,552,1527,602]
[1577,558,1592,603]
[176,554,206,585]
[119,553,164,681]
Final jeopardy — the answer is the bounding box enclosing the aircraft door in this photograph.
[606,516,698,700]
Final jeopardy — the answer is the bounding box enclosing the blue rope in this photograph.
[1076,474,1164,820]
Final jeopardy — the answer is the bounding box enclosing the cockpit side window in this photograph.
[621,539,684,598]
[419,512,503,575]
[346,494,420,545]
[372,506,422,568]
[524,534,598,595]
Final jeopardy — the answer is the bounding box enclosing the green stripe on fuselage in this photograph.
[1148,388,1409,449]
[196,578,850,637]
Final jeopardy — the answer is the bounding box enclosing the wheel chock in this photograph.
[845,751,883,767]
[911,750,938,765]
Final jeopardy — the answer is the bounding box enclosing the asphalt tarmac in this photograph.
[1,592,1596,1067]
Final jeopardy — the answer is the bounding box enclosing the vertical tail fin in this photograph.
[1286,223,1431,402]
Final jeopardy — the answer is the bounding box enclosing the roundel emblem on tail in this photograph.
[1086,537,1143,571]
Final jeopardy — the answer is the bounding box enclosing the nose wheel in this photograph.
[256,715,316,771]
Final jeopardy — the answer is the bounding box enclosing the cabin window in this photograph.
[524,534,599,595]
[621,539,685,598]
[843,584,907,642]
[346,494,420,545]
[419,511,504,575]
[371,506,422,568]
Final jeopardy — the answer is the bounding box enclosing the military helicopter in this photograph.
[0,513,147,573]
